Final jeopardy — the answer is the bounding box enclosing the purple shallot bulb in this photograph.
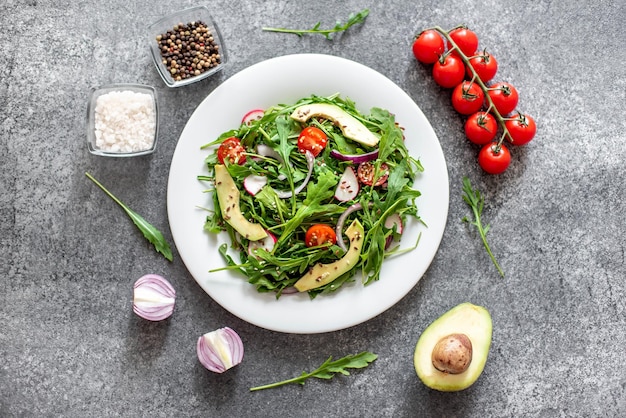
[132,274,176,321]
[197,327,244,373]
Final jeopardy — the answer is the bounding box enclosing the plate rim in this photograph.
[167,53,449,334]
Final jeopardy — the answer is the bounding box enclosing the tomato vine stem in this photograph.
[429,26,513,148]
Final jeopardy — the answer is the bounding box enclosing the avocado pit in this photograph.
[431,333,473,374]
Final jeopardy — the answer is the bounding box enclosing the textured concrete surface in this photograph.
[1,1,625,417]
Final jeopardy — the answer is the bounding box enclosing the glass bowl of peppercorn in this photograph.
[148,6,227,88]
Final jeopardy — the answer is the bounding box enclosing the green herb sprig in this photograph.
[250,351,377,391]
[461,177,503,277]
[85,172,173,261]
[262,9,369,40]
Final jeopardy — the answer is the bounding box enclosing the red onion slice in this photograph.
[275,150,315,199]
[335,203,364,251]
[197,327,244,373]
[132,274,176,321]
[330,149,379,163]
[256,144,283,162]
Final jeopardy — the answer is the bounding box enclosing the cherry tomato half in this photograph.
[465,112,498,145]
[488,82,519,116]
[357,161,390,186]
[297,126,328,157]
[467,51,498,83]
[478,143,511,174]
[505,113,536,146]
[432,54,465,88]
[412,30,445,64]
[217,137,247,165]
[451,81,485,115]
[305,224,337,248]
[447,27,479,57]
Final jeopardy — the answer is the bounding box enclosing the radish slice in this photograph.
[330,149,379,163]
[384,213,403,250]
[248,231,277,259]
[334,167,359,202]
[243,175,267,196]
[385,235,394,250]
[384,213,403,234]
[275,151,315,199]
[242,109,264,126]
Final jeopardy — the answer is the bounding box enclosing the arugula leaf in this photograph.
[85,172,173,261]
[275,115,297,199]
[274,169,343,249]
[262,9,369,40]
[250,351,377,391]
[461,177,504,277]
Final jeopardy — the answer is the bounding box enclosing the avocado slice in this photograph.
[214,164,267,241]
[290,103,380,147]
[294,219,364,292]
[413,302,492,392]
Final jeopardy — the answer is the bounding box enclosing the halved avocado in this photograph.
[414,302,492,392]
[290,103,380,147]
[294,219,364,292]
[214,164,267,241]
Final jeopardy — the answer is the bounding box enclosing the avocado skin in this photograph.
[294,219,364,292]
[413,302,492,392]
[214,164,267,241]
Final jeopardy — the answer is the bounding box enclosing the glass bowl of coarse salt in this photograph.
[86,83,158,157]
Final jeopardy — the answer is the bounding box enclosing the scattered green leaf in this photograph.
[250,351,378,391]
[85,172,173,261]
[461,177,503,277]
[262,9,369,40]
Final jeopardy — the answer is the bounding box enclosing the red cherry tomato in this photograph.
[297,126,328,157]
[305,224,337,247]
[451,81,485,115]
[467,51,498,83]
[488,82,519,115]
[412,30,445,64]
[465,112,498,145]
[357,161,389,186]
[505,113,536,146]
[217,137,247,165]
[432,54,465,88]
[447,27,479,57]
[478,143,511,174]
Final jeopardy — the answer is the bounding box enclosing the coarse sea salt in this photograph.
[94,90,156,153]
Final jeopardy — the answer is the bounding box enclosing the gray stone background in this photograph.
[2,0,625,416]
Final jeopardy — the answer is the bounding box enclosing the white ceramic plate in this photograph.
[167,54,449,334]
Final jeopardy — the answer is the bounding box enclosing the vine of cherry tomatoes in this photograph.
[412,25,536,174]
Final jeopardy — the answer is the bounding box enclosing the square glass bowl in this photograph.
[86,84,159,157]
[148,6,227,88]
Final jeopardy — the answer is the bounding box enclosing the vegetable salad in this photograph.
[200,94,423,298]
